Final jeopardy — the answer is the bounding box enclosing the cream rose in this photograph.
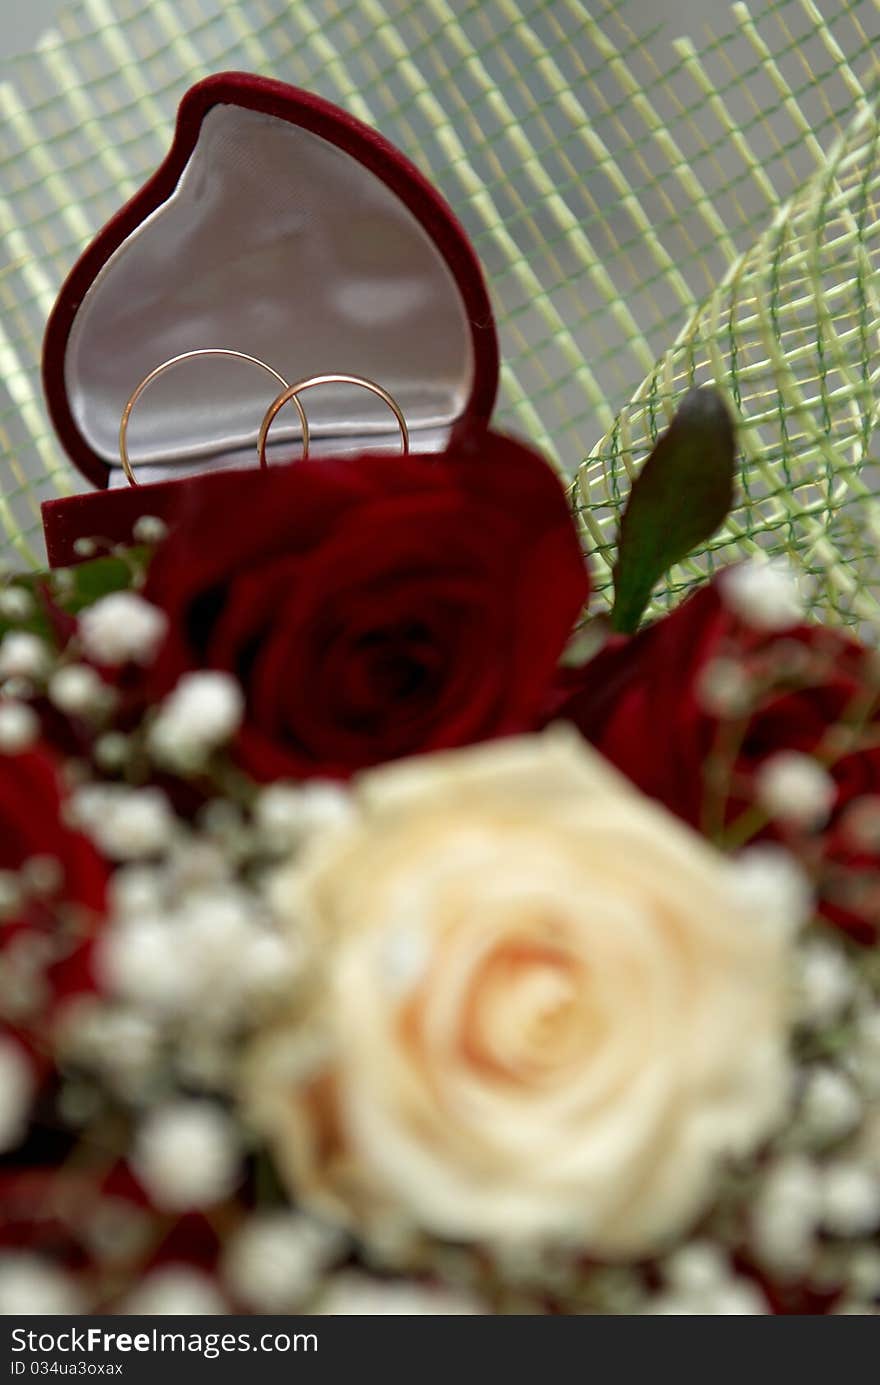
[247,730,792,1259]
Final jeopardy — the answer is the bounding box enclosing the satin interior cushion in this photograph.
[64,102,475,486]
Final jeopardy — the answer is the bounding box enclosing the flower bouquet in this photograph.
[1,381,879,1316]
[2,54,880,1317]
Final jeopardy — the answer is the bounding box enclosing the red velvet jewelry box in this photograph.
[41,72,499,567]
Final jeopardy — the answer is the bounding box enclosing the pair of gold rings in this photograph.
[118,348,410,487]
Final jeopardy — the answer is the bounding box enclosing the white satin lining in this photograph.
[64,103,474,481]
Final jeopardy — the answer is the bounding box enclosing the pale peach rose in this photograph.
[246,730,792,1259]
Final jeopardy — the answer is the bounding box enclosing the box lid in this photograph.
[42,72,499,492]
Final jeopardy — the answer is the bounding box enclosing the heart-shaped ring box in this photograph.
[41,73,499,567]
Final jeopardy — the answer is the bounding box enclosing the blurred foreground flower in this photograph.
[557,564,880,941]
[247,729,794,1260]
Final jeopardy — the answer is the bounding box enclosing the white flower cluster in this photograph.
[49,664,114,720]
[0,556,875,1316]
[148,672,244,771]
[721,557,806,632]
[651,1244,769,1315]
[255,780,354,853]
[0,616,49,751]
[730,844,813,938]
[0,587,34,623]
[70,784,175,860]
[223,1212,345,1312]
[0,1255,84,1316]
[79,592,168,667]
[120,1266,227,1316]
[0,631,50,682]
[132,1101,241,1211]
[0,700,39,753]
[99,882,300,1025]
[756,752,837,831]
[49,807,312,1226]
[131,515,169,546]
[743,931,880,1314]
[616,917,879,1316]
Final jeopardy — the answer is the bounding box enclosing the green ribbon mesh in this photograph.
[1,0,879,619]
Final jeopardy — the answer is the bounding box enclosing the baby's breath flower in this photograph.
[108,865,164,920]
[755,751,837,830]
[132,1101,241,1211]
[223,1212,344,1312]
[132,515,169,545]
[79,592,167,666]
[695,656,753,717]
[650,1276,768,1315]
[847,1246,880,1298]
[99,873,302,1034]
[78,786,174,860]
[796,940,855,1028]
[800,1066,862,1143]
[49,663,111,717]
[821,1163,880,1238]
[0,587,34,622]
[721,559,805,632]
[255,780,354,852]
[730,844,813,937]
[148,671,244,769]
[73,1007,161,1095]
[663,1242,730,1295]
[93,731,131,771]
[751,1155,822,1274]
[0,631,50,681]
[0,701,39,753]
[0,1255,84,1315]
[120,1267,227,1316]
[97,915,195,1016]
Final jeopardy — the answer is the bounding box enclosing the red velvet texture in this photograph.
[41,73,499,566]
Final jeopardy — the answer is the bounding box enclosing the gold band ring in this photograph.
[118,348,308,486]
[257,372,409,471]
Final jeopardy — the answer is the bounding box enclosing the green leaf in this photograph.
[62,554,138,613]
[0,548,149,647]
[610,387,736,633]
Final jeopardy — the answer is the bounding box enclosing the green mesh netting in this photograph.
[1,0,879,615]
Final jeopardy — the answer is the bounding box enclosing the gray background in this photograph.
[0,0,60,60]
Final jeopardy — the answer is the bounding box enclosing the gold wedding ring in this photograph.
[257,373,409,469]
[119,348,308,486]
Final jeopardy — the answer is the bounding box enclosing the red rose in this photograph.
[556,579,880,942]
[143,434,589,780]
[0,748,108,1069]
